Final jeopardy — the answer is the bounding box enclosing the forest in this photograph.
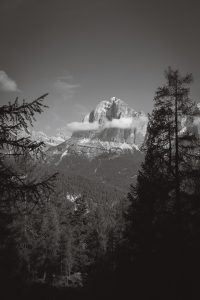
[1,68,200,299]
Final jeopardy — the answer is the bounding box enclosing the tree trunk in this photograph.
[174,81,180,216]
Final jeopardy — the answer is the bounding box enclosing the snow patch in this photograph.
[66,193,81,202]
[120,142,135,150]
[61,149,68,158]
[79,138,91,144]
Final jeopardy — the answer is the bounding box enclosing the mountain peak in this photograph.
[72,97,148,148]
[109,96,122,103]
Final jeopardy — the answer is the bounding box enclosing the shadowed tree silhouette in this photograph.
[0,94,57,293]
[122,68,200,299]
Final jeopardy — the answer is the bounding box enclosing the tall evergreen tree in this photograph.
[143,68,198,215]
[0,94,57,287]
[124,68,200,298]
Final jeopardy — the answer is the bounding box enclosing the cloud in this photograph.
[67,121,99,132]
[105,118,133,129]
[67,115,148,132]
[105,116,148,130]
[0,70,19,92]
[54,77,79,97]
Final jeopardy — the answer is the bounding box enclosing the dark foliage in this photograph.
[0,94,57,295]
[119,68,200,299]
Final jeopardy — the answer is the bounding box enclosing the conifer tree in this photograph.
[0,94,57,285]
[124,68,200,297]
[0,94,56,205]
[142,68,198,215]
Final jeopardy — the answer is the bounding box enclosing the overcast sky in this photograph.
[0,0,200,136]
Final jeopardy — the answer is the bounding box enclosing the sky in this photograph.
[0,0,200,136]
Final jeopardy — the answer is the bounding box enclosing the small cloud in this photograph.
[54,77,79,97]
[67,115,148,132]
[0,70,19,92]
[105,116,148,130]
[105,118,133,129]
[67,121,99,132]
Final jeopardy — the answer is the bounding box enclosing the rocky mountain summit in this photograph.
[48,97,148,160]
[73,97,147,145]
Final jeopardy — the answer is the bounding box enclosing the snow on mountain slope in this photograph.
[18,129,68,148]
[30,130,67,147]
